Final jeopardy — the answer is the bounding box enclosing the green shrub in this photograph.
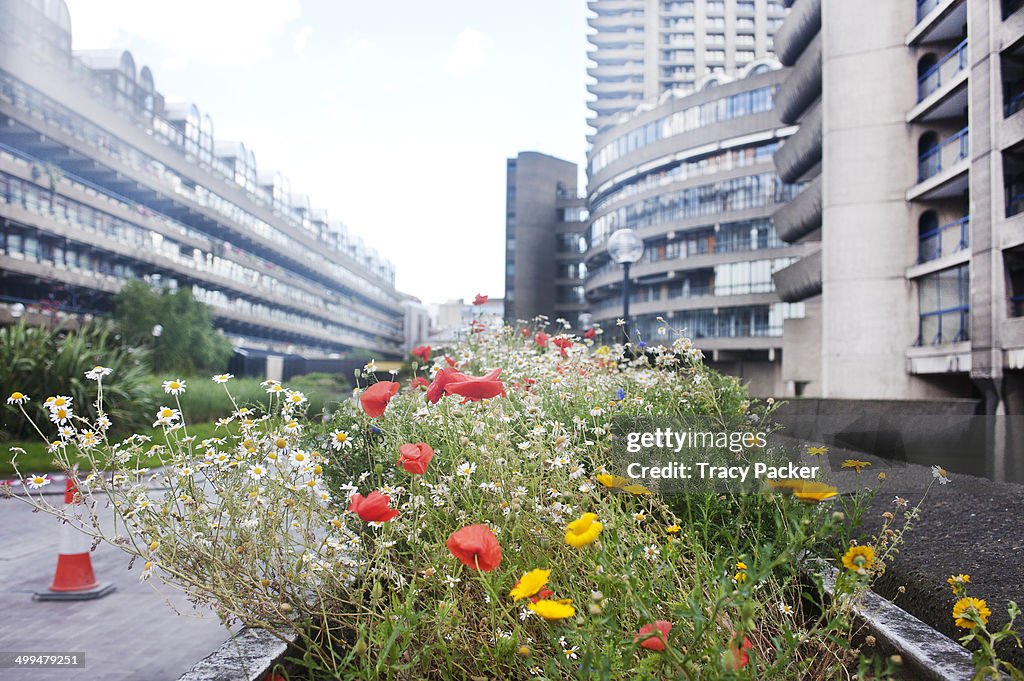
[0,322,155,439]
[114,280,232,375]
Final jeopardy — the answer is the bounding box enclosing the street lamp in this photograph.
[606,229,645,340]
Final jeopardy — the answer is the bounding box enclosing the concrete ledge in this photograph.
[816,564,975,681]
[178,628,296,681]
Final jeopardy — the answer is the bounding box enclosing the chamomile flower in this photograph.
[286,391,307,406]
[162,378,187,395]
[7,391,29,405]
[49,406,73,424]
[642,544,661,560]
[329,430,351,449]
[249,464,268,480]
[211,373,234,384]
[153,406,180,427]
[25,474,50,489]
[85,365,112,380]
[456,461,477,479]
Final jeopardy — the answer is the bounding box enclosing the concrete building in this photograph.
[584,65,809,396]
[587,0,789,134]
[0,0,407,359]
[504,152,589,327]
[771,0,1024,413]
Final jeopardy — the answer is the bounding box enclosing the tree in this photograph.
[114,281,233,375]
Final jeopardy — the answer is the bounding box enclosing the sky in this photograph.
[63,0,592,305]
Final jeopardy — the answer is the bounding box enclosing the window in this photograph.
[918,265,969,344]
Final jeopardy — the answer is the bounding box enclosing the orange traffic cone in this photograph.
[33,477,115,601]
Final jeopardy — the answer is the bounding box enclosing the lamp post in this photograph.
[606,229,645,341]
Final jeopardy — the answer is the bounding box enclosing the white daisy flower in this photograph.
[153,406,180,427]
[162,378,186,395]
[25,474,50,489]
[85,365,112,380]
[456,461,476,478]
[249,464,267,480]
[211,373,234,384]
[7,391,29,405]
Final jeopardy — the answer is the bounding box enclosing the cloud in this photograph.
[292,26,313,55]
[445,28,489,76]
[64,0,303,67]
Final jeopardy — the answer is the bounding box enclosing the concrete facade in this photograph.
[504,153,588,326]
[0,0,406,358]
[772,0,1024,412]
[587,0,789,134]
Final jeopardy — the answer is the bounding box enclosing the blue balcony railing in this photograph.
[1009,191,1024,218]
[917,0,943,22]
[1007,89,1024,118]
[918,39,968,102]
[918,305,970,344]
[1012,295,1024,318]
[918,127,969,182]
[918,216,970,263]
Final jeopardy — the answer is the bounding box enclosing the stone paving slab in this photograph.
[0,496,236,681]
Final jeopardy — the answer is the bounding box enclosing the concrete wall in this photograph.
[506,152,578,323]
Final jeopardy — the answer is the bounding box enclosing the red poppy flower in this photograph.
[635,620,672,651]
[520,327,530,338]
[444,355,457,367]
[426,368,504,404]
[552,337,573,358]
[411,376,429,389]
[360,381,399,418]
[731,635,753,669]
[473,293,489,306]
[470,320,485,334]
[411,345,431,363]
[447,524,502,571]
[397,442,434,475]
[348,491,399,522]
[583,328,596,339]
[444,369,504,403]
[535,331,549,347]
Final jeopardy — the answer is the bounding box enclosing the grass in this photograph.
[1,422,223,476]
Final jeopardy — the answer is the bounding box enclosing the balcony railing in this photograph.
[918,39,968,102]
[918,216,970,263]
[1009,191,1024,218]
[918,305,970,344]
[1012,294,1024,317]
[918,127,969,182]
[917,0,943,22]
[1007,89,1024,118]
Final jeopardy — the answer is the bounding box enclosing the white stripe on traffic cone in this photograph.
[33,477,115,601]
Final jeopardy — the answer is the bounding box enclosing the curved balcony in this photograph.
[774,100,822,183]
[773,250,821,303]
[772,175,821,243]
[773,0,821,66]
[775,34,821,125]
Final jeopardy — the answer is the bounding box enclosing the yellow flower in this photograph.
[842,459,871,473]
[947,574,971,595]
[807,446,828,456]
[734,571,748,583]
[793,481,839,502]
[768,479,838,502]
[666,524,681,534]
[565,513,603,548]
[528,598,575,620]
[510,569,551,601]
[953,597,991,629]
[735,561,747,571]
[596,474,630,489]
[841,545,875,573]
[622,484,652,496]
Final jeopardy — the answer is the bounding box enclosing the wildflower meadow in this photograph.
[6,318,1021,680]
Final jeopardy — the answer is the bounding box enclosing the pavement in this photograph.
[0,492,236,681]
